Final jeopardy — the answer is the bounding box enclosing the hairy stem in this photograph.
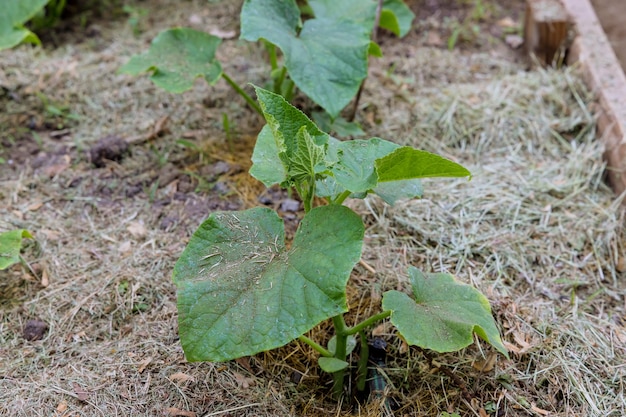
[345,310,391,335]
[333,190,352,205]
[266,41,278,71]
[331,314,349,398]
[221,73,262,115]
[275,66,288,96]
[298,335,333,357]
[356,330,369,392]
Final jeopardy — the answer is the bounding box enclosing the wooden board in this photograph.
[560,0,626,196]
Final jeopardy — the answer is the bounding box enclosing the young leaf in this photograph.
[250,125,286,187]
[242,0,376,118]
[0,229,33,270]
[316,137,425,203]
[328,335,357,355]
[380,0,415,38]
[119,28,222,93]
[331,138,399,193]
[382,267,508,357]
[289,126,327,183]
[376,147,471,181]
[253,86,328,187]
[319,357,349,373]
[0,0,48,50]
[173,205,364,362]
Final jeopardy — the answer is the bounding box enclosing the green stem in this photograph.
[221,73,262,115]
[266,41,278,71]
[275,66,288,95]
[345,310,391,336]
[356,330,369,392]
[298,335,333,357]
[333,190,352,205]
[331,314,349,398]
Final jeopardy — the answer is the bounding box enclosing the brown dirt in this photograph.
[2,1,625,417]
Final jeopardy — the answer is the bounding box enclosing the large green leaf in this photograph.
[376,147,471,181]
[380,0,415,38]
[241,0,376,118]
[119,28,222,93]
[173,205,364,361]
[315,137,424,203]
[372,179,423,205]
[382,268,508,357]
[330,137,398,193]
[0,229,33,270]
[0,0,48,50]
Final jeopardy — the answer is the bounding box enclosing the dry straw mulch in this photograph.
[1,1,625,416]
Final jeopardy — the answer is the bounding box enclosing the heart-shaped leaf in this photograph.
[316,137,425,203]
[119,28,222,93]
[382,267,508,357]
[330,138,399,193]
[173,205,364,361]
[242,0,376,117]
[0,229,33,270]
[0,0,48,50]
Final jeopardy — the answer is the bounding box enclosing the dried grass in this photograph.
[1,0,625,416]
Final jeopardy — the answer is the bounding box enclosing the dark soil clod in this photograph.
[89,135,129,168]
[23,319,48,341]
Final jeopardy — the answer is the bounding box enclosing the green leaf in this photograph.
[0,229,33,270]
[250,125,286,187]
[331,138,399,193]
[376,147,471,182]
[368,41,383,58]
[380,0,415,38]
[328,335,357,355]
[319,357,349,373]
[241,0,376,118]
[316,137,424,203]
[373,179,423,205]
[119,28,222,93]
[311,112,365,138]
[289,126,327,183]
[253,86,328,186]
[382,267,508,357]
[0,0,48,50]
[173,205,364,361]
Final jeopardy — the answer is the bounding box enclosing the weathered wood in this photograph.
[562,0,626,197]
[524,0,571,65]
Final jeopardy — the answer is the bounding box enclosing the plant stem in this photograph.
[345,310,391,336]
[298,335,333,357]
[275,66,287,95]
[266,41,278,71]
[356,330,369,392]
[333,190,352,205]
[331,314,349,398]
[348,0,384,122]
[221,73,263,115]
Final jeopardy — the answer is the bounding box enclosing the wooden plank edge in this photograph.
[561,0,626,198]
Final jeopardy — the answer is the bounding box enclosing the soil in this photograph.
[2,1,625,417]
